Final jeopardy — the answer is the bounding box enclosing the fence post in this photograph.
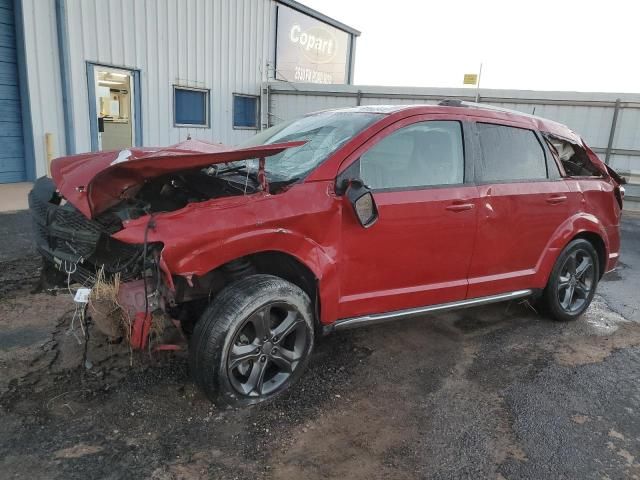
[605,98,621,165]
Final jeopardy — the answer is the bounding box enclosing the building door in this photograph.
[87,63,142,151]
[0,0,25,183]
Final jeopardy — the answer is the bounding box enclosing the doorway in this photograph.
[87,63,142,151]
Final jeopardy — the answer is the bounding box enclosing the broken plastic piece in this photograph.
[74,287,92,304]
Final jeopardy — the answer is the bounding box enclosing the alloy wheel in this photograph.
[557,248,595,314]
[226,302,308,397]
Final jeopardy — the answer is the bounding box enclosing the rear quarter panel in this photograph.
[564,177,621,271]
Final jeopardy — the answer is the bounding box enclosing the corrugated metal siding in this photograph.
[19,0,279,177]
[360,96,437,106]
[486,101,615,150]
[266,83,640,178]
[21,0,65,178]
[0,0,25,182]
[64,0,276,152]
[269,92,350,123]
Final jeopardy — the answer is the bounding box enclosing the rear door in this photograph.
[337,117,479,319]
[466,121,570,297]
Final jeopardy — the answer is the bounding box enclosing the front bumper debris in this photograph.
[29,177,184,351]
[28,177,143,286]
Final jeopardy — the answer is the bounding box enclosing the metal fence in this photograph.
[262,82,640,199]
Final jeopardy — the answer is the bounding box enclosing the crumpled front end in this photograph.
[28,137,311,351]
[28,174,245,352]
[29,176,145,286]
[29,176,176,349]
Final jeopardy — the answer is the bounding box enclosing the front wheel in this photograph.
[542,239,600,322]
[189,275,315,407]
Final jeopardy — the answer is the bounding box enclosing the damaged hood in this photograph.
[51,138,305,218]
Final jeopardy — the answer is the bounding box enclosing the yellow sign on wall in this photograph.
[463,73,478,85]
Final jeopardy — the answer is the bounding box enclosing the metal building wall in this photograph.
[19,0,279,177]
[20,0,66,178]
[63,0,276,152]
[266,82,640,191]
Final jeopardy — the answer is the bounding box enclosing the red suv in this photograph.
[30,102,624,406]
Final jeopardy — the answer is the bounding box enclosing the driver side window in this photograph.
[360,121,464,190]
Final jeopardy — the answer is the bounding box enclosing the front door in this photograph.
[338,118,479,319]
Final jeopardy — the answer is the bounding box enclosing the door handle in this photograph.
[446,202,475,212]
[546,195,567,205]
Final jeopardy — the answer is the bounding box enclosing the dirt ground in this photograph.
[1,211,640,480]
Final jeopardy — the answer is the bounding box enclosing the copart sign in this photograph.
[276,5,350,84]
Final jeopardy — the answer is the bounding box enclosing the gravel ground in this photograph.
[1,210,639,480]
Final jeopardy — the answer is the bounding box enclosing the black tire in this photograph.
[189,274,315,407]
[542,239,600,322]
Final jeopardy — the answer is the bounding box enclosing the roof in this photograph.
[330,105,411,114]
[276,0,361,36]
[328,102,581,143]
[331,101,553,118]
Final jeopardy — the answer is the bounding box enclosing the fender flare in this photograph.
[164,228,341,324]
[535,213,609,284]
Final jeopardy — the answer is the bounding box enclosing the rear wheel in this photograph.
[542,239,599,322]
[189,275,314,407]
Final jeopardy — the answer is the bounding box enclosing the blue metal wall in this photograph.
[0,0,24,182]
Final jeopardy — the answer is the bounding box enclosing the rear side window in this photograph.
[360,121,464,190]
[544,135,601,177]
[476,123,547,182]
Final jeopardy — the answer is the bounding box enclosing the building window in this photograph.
[233,94,259,129]
[174,86,209,127]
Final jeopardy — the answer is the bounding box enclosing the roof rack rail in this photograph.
[438,99,464,107]
[438,99,542,119]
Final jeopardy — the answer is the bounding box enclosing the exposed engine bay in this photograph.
[100,164,261,222]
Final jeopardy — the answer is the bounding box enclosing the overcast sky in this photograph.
[302,0,638,93]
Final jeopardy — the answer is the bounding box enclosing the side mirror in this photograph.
[345,178,378,228]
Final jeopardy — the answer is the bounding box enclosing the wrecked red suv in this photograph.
[30,102,624,406]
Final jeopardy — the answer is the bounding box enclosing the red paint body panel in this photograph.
[564,178,621,271]
[466,181,572,298]
[339,185,478,318]
[113,181,344,324]
[52,105,622,339]
[50,138,305,218]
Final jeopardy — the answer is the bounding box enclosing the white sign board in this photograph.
[276,5,350,84]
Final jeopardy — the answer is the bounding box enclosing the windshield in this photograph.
[233,111,383,182]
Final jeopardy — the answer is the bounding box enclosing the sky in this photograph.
[301,0,639,93]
